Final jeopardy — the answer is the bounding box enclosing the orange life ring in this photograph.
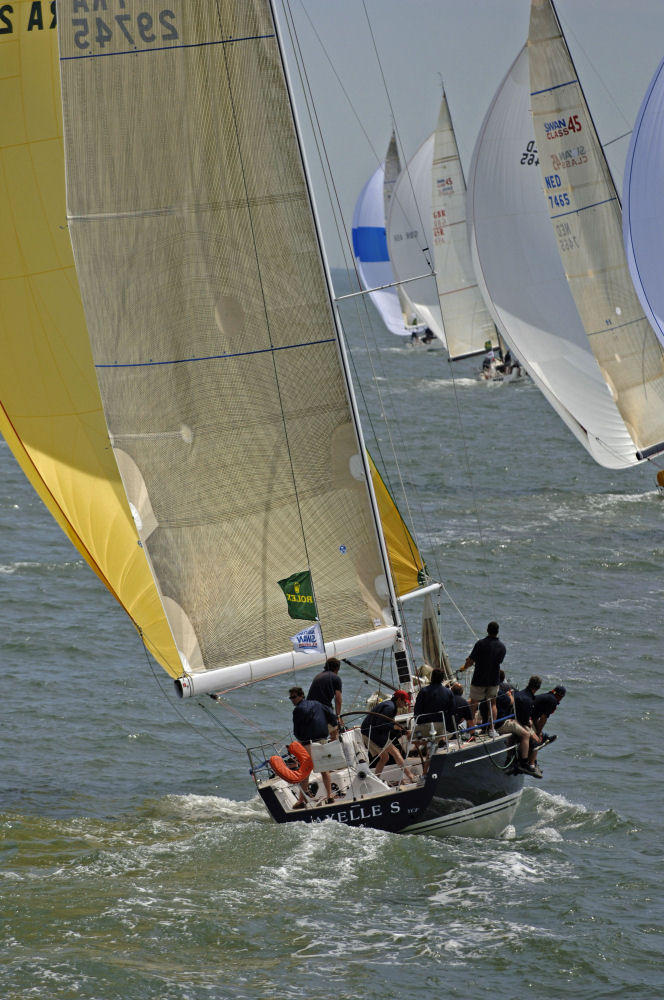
[269,741,314,784]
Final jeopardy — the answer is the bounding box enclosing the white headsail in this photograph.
[528,0,664,463]
[623,55,664,354]
[430,92,499,360]
[383,131,425,332]
[467,45,640,469]
[386,134,446,344]
[58,1,402,697]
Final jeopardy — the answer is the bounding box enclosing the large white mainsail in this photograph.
[466,45,639,469]
[622,55,664,353]
[430,91,499,360]
[528,0,664,463]
[57,1,403,698]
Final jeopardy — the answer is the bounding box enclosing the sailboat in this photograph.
[2,2,527,837]
[527,0,664,469]
[386,90,506,369]
[467,42,649,469]
[351,132,426,340]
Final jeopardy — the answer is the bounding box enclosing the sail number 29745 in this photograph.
[69,6,178,50]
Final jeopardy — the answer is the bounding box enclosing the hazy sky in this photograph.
[275,0,664,267]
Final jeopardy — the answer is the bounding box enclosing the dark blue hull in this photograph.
[256,734,524,837]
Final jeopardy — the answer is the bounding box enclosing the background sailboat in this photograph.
[528,0,664,468]
[429,90,501,361]
[466,45,639,469]
[385,91,499,360]
[351,133,425,338]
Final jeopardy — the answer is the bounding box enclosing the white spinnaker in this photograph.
[58,1,398,691]
[430,92,499,360]
[352,165,413,336]
[467,45,638,469]
[623,54,664,353]
[529,0,664,462]
[386,134,446,344]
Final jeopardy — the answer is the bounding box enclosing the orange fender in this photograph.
[269,741,314,784]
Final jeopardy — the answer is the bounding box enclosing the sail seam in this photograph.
[530,78,577,96]
[549,196,617,220]
[95,338,336,368]
[59,35,275,63]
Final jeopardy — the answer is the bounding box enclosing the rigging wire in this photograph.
[139,630,234,752]
[138,629,281,754]
[280,0,359,281]
[281,0,491,643]
[359,0,435,275]
[553,3,635,149]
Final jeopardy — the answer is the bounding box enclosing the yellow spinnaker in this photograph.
[369,457,425,597]
[0,9,180,676]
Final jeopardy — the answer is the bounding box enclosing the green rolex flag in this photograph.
[278,570,318,621]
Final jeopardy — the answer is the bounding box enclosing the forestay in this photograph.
[466,46,637,469]
[622,55,664,354]
[58,0,400,695]
[528,0,664,462]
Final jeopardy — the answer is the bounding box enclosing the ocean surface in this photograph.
[2,288,663,999]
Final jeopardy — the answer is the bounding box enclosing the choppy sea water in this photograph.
[2,295,663,999]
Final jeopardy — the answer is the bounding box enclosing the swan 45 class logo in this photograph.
[278,570,318,622]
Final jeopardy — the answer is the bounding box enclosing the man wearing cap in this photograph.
[460,621,506,731]
[532,685,566,742]
[360,690,416,783]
